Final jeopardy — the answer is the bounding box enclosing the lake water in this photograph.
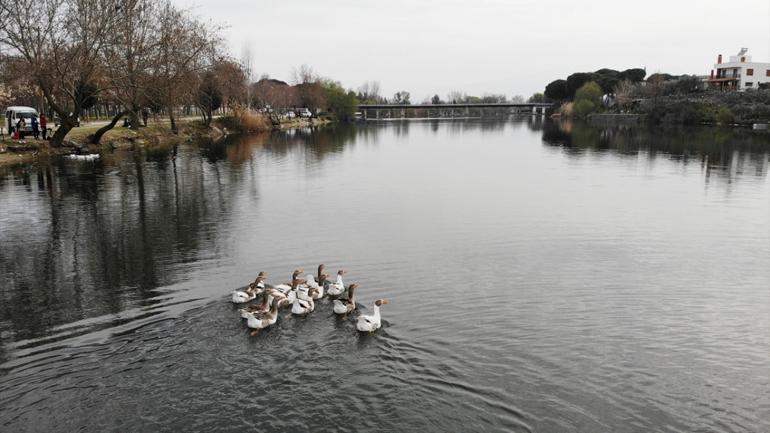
[1,119,769,432]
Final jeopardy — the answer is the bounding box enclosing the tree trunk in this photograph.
[128,109,141,129]
[50,119,75,147]
[203,108,212,127]
[169,108,178,134]
[89,110,128,144]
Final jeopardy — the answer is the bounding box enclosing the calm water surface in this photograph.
[1,119,769,432]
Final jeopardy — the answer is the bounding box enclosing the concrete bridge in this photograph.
[357,103,552,120]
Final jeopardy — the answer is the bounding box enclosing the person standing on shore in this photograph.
[141,108,149,127]
[40,114,48,140]
[15,118,25,139]
[31,116,39,139]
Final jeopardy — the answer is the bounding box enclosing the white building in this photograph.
[707,48,770,90]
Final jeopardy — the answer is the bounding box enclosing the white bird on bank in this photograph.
[65,153,100,161]
[356,299,388,333]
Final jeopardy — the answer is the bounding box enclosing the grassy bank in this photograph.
[0,113,331,169]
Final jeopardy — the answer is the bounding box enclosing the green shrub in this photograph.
[570,81,603,117]
[645,100,701,125]
[322,81,358,121]
[731,103,770,124]
[575,82,603,105]
[573,99,597,117]
[716,107,734,125]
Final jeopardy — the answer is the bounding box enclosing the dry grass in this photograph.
[230,107,272,132]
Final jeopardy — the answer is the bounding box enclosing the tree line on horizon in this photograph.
[543,66,770,124]
[0,0,369,146]
[543,68,647,102]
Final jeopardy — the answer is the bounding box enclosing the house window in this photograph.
[747,68,754,76]
[741,56,746,62]
[746,82,753,87]
[766,69,770,77]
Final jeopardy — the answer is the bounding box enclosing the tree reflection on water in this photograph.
[541,119,770,182]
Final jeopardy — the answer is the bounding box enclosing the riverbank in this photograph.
[0,115,331,169]
[562,85,770,127]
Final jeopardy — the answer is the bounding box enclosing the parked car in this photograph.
[285,111,296,119]
[5,106,38,135]
[298,108,312,118]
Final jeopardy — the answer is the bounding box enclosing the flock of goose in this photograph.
[231,264,388,335]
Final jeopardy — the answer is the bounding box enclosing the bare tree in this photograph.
[291,64,318,85]
[153,1,219,133]
[613,80,635,109]
[392,91,411,104]
[357,81,382,103]
[240,44,254,110]
[213,60,248,111]
[90,0,160,143]
[0,0,122,146]
[447,90,466,104]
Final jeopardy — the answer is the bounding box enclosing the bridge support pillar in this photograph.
[375,109,379,119]
[401,108,405,118]
[532,106,537,114]
[465,107,470,117]
[363,109,367,120]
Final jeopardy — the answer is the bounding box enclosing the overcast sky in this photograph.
[174,0,770,100]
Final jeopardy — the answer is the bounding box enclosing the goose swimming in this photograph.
[274,269,303,294]
[291,292,316,315]
[305,274,324,299]
[239,292,274,318]
[231,273,267,303]
[333,283,359,315]
[266,288,292,308]
[356,299,388,333]
[245,298,279,335]
[326,270,346,297]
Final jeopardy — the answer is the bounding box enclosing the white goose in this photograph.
[273,269,303,294]
[296,279,314,302]
[291,296,315,315]
[232,289,257,304]
[356,299,388,333]
[305,274,324,299]
[245,298,279,335]
[272,288,295,308]
[239,292,273,318]
[333,283,359,315]
[231,273,266,303]
[326,270,346,297]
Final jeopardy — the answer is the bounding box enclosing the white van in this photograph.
[5,106,39,136]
